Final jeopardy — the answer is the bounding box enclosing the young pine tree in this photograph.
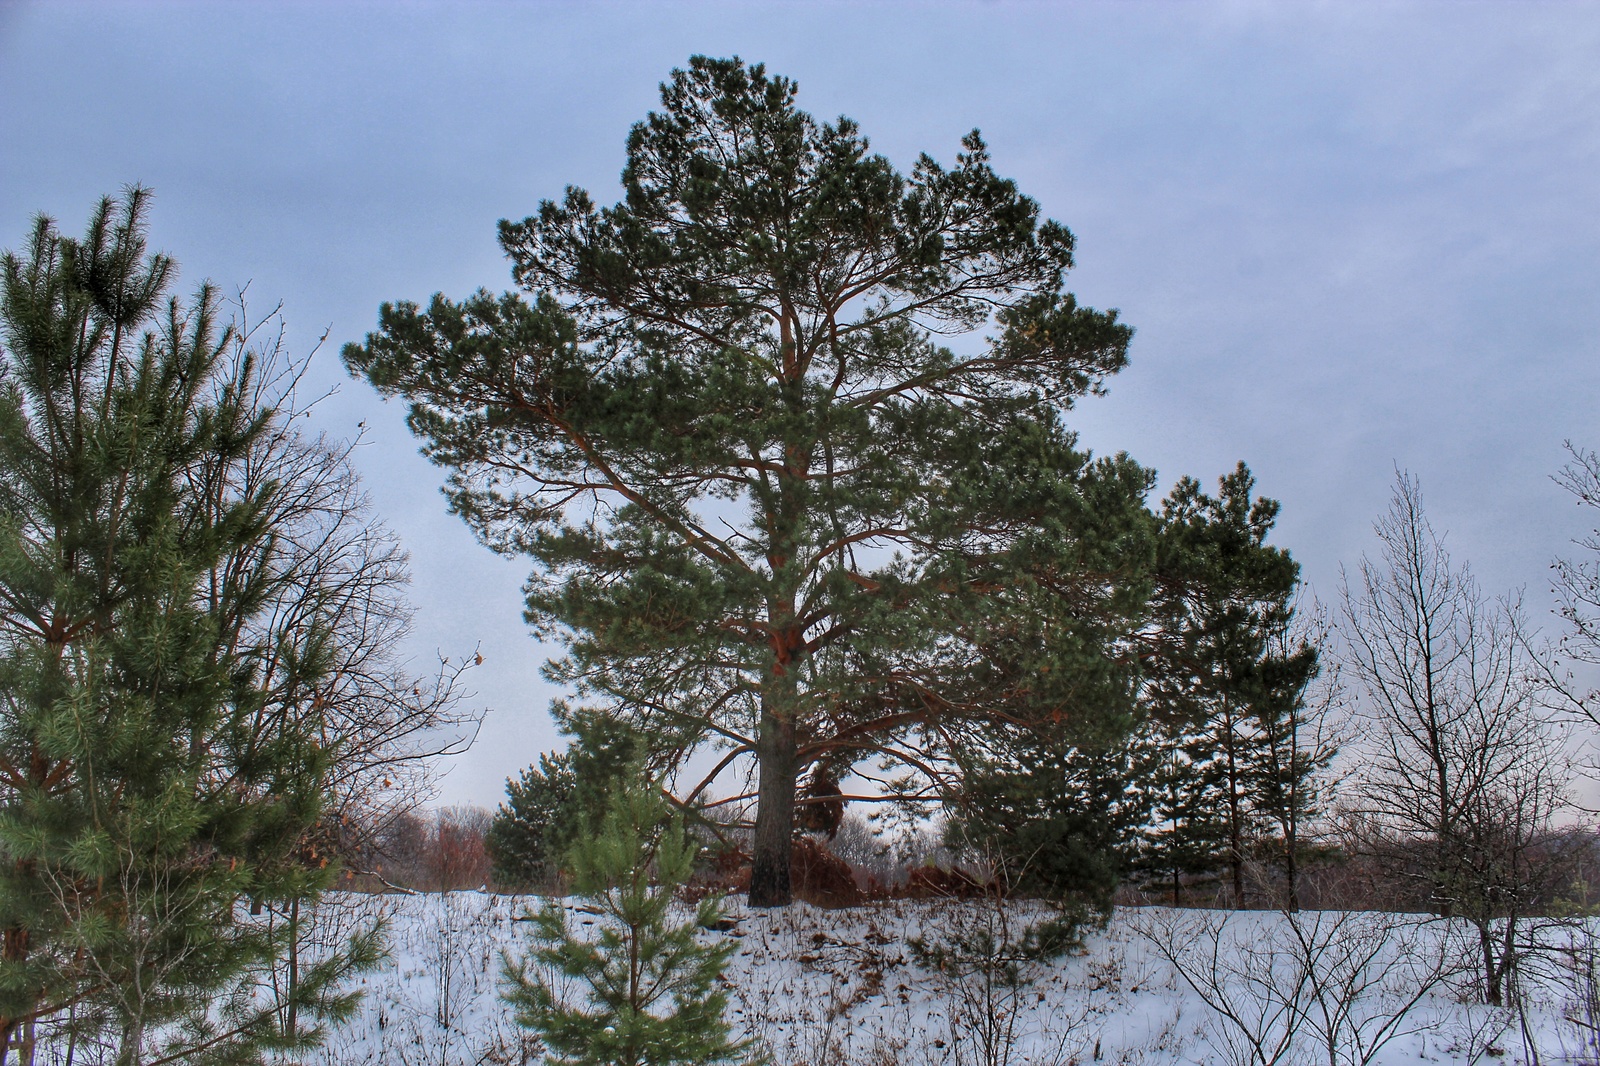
[945,719,1143,911]
[501,779,748,1066]
[487,751,578,890]
[1136,741,1231,906]
[0,190,378,1065]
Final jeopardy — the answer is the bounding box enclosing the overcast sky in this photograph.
[3,1,1598,810]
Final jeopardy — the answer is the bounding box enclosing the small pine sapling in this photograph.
[501,778,750,1066]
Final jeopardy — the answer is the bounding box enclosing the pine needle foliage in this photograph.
[943,465,1320,908]
[502,780,749,1066]
[0,190,377,1064]
[1128,466,1322,906]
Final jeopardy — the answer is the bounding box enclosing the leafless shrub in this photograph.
[1132,908,1305,1066]
[335,892,524,1066]
[1565,924,1600,1061]
[1288,912,1466,1066]
[1511,915,1600,1065]
[1133,906,1463,1066]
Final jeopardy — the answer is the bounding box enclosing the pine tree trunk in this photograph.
[284,897,300,1039]
[751,390,806,909]
[749,708,798,907]
[1223,698,1245,908]
[1284,819,1300,912]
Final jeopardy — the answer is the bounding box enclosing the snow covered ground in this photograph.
[303,890,1600,1065]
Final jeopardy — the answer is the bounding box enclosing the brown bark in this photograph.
[750,358,808,908]
[748,710,798,907]
[0,913,31,1066]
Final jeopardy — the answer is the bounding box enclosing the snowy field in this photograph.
[302,890,1600,1066]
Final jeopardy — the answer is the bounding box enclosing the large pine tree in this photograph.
[346,56,1157,906]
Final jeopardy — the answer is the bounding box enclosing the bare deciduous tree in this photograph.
[1340,471,1573,1007]
[1551,443,1600,695]
[214,297,484,859]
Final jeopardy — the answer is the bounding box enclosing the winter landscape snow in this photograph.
[299,890,1595,1066]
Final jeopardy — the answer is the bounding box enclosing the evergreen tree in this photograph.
[501,778,748,1066]
[947,466,1314,909]
[486,712,640,889]
[947,728,1142,910]
[1249,600,1340,910]
[1137,465,1315,906]
[346,55,1158,906]
[0,191,378,1063]
[1135,739,1230,905]
[487,751,577,890]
